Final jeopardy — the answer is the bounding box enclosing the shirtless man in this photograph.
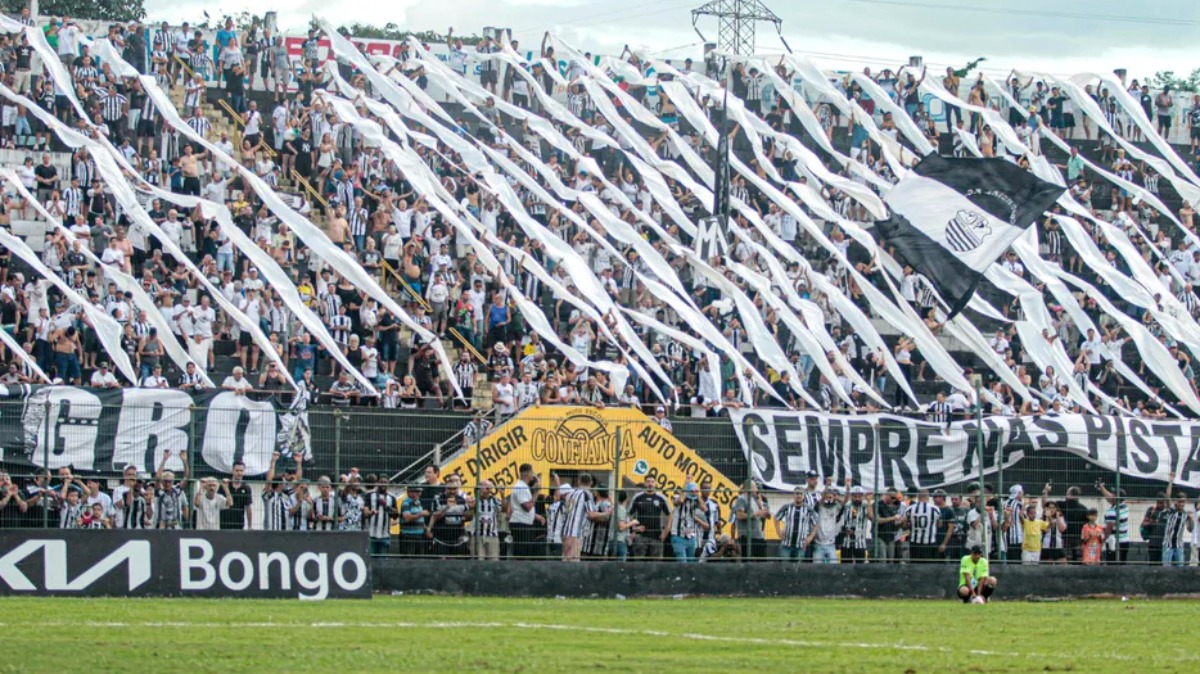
[51,324,83,384]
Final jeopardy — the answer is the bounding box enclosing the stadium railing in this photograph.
[0,404,1189,566]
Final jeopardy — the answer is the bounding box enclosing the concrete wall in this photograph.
[373,559,1200,599]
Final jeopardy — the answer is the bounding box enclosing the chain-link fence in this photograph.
[0,400,1196,567]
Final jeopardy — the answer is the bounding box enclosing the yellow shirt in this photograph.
[1023,519,1049,552]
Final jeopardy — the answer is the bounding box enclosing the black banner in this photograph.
[0,385,308,476]
[0,530,370,599]
[732,409,1200,491]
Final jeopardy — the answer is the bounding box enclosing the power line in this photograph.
[517,0,698,35]
[838,0,1200,27]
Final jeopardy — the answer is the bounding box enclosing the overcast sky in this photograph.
[145,0,1198,81]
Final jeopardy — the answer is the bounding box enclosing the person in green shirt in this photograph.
[958,545,997,603]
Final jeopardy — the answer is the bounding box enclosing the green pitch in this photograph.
[0,595,1195,672]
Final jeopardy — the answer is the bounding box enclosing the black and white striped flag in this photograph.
[875,155,1064,318]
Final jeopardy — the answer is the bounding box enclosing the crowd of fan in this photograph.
[2,454,1196,566]
[0,13,1195,422]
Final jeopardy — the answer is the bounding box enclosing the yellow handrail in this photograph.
[381,258,432,312]
[217,98,277,158]
[449,327,485,363]
[290,170,329,210]
[173,55,198,81]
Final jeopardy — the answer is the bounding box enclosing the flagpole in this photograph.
[713,56,733,230]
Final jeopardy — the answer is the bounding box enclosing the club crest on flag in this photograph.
[945,209,992,253]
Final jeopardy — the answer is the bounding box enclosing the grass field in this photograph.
[0,595,1195,673]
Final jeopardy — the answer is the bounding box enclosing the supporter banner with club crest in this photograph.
[442,406,741,507]
[0,386,310,476]
[731,409,1200,491]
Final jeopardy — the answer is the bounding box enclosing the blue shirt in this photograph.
[400,497,425,535]
[216,29,234,49]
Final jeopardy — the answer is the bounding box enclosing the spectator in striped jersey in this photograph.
[1162,474,1194,567]
[562,473,598,562]
[153,450,190,530]
[774,487,816,561]
[581,489,614,559]
[840,486,874,563]
[546,481,572,559]
[666,481,705,562]
[1001,485,1026,564]
[902,489,943,562]
[1039,501,1067,565]
[472,480,507,561]
[363,478,398,556]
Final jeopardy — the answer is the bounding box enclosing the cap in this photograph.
[317,476,332,486]
[558,483,573,494]
[1009,485,1024,498]
[406,484,421,492]
[850,486,865,495]
[655,406,665,413]
[969,545,984,555]
[806,470,819,479]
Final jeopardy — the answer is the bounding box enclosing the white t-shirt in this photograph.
[223,375,253,392]
[1082,338,1103,365]
[493,382,515,415]
[509,480,534,525]
[90,370,119,387]
[193,492,228,531]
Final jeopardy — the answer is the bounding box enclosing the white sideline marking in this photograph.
[0,620,1173,662]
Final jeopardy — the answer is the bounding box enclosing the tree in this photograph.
[952,57,987,79]
[14,0,146,21]
[1147,69,1198,93]
[337,22,486,46]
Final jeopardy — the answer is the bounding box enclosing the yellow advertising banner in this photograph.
[441,406,741,510]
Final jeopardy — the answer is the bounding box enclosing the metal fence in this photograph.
[0,402,1197,567]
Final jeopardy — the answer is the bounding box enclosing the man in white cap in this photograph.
[652,405,672,432]
[1002,485,1026,564]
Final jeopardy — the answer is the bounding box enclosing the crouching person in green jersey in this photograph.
[958,545,998,603]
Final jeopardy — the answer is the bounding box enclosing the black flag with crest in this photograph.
[875,155,1065,319]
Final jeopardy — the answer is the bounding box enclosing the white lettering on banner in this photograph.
[112,388,192,471]
[34,387,103,470]
[16,386,307,476]
[180,539,216,591]
[220,551,255,592]
[295,552,329,601]
[257,552,292,591]
[0,540,152,592]
[200,392,279,475]
[177,540,365,600]
[333,553,369,593]
[731,410,1200,491]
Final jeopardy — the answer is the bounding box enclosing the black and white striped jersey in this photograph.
[840,503,871,549]
[365,491,396,539]
[775,502,816,548]
[1162,509,1191,549]
[583,499,612,556]
[312,495,339,531]
[905,501,942,545]
[473,496,503,538]
[262,490,292,531]
[563,488,596,539]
